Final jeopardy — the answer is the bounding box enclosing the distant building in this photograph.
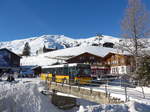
[37,45,57,54]
[66,52,109,78]
[103,42,114,48]
[0,48,21,71]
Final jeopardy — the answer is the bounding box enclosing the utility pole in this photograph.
[96,33,103,46]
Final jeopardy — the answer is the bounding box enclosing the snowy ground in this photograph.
[89,84,150,104]
[0,78,62,112]
[0,78,150,112]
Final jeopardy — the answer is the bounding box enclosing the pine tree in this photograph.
[137,57,150,85]
[43,45,47,53]
[22,42,31,56]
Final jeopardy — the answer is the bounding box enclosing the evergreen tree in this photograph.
[137,57,150,85]
[43,45,47,53]
[22,42,31,56]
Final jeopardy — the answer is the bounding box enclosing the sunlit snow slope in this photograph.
[0,35,120,55]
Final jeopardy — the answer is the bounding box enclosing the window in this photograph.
[121,59,125,63]
[116,68,118,73]
[121,67,125,73]
[112,55,115,60]
[90,56,95,59]
[112,68,115,74]
[63,67,68,75]
[80,57,84,60]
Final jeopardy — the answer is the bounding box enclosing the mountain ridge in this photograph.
[0,34,121,55]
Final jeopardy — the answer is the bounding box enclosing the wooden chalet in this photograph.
[103,52,134,75]
[66,52,110,78]
[66,51,135,77]
[66,52,102,65]
[0,48,21,72]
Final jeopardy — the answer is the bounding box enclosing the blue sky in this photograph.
[0,0,149,41]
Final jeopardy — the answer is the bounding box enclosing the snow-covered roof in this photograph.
[42,46,130,58]
[42,63,89,68]
[20,56,59,66]
[21,46,131,66]
[0,48,21,58]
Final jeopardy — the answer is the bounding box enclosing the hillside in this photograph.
[0,35,120,55]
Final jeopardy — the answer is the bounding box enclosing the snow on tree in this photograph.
[119,0,150,76]
[22,42,31,56]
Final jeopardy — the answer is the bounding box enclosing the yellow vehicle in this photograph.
[40,63,92,84]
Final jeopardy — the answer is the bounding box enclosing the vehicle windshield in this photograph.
[77,67,91,76]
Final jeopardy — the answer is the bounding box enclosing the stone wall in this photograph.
[48,82,124,104]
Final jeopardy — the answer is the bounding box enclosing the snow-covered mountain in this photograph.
[0,35,121,55]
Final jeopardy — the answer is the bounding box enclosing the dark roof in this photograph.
[103,42,114,44]
[0,48,22,58]
[66,52,102,62]
[103,52,132,61]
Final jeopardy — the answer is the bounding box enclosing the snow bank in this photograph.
[0,78,150,112]
[127,101,150,112]
[134,86,150,94]
[78,104,128,112]
[77,101,150,112]
[0,78,61,112]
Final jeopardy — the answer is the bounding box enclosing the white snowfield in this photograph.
[1,34,150,57]
[0,78,150,112]
[0,34,121,55]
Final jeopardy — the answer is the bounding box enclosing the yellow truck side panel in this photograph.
[75,76,92,84]
[55,75,69,83]
[40,73,52,80]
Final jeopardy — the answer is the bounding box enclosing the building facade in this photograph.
[103,53,134,75]
[66,52,103,65]
[66,52,110,78]
[66,51,134,77]
[0,48,21,70]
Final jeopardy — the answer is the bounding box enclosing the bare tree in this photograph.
[120,0,150,74]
